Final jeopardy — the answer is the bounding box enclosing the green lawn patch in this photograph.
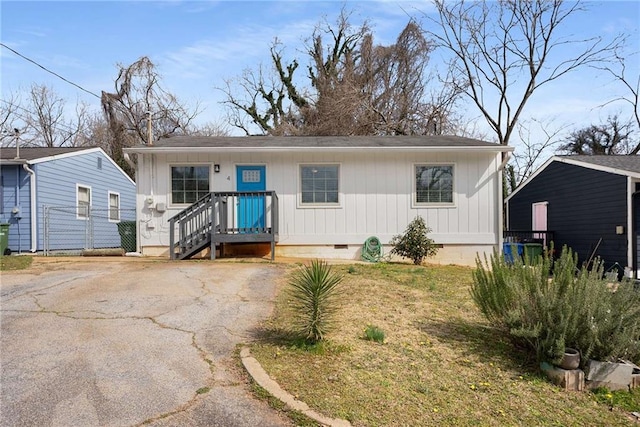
[1,255,33,271]
[250,262,638,426]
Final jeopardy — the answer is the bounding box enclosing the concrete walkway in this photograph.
[1,258,292,427]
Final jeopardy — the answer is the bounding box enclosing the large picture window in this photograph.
[77,185,91,219]
[171,166,210,204]
[300,164,339,205]
[415,165,454,204]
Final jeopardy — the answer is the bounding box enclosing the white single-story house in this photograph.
[123,135,512,266]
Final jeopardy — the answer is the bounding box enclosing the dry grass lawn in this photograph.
[249,262,639,427]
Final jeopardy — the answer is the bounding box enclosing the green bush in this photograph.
[288,259,344,343]
[390,216,439,265]
[471,245,640,366]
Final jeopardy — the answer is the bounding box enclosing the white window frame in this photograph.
[108,191,120,223]
[297,163,341,208]
[76,184,91,220]
[169,164,211,207]
[412,163,456,208]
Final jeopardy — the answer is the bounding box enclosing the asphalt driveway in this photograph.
[1,258,292,427]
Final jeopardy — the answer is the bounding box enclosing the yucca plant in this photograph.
[288,259,343,343]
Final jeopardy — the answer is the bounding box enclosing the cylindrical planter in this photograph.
[558,347,580,370]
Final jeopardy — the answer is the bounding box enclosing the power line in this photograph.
[1,43,101,99]
[0,98,101,136]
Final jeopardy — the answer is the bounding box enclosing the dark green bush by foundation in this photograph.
[471,245,640,366]
[390,216,439,265]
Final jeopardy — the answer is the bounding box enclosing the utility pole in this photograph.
[13,128,20,159]
[146,111,153,146]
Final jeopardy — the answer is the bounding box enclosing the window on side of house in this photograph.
[77,185,91,219]
[108,192,120,222]
[171,166,210,205]
[300,164,340,205]
[415,164,454,205]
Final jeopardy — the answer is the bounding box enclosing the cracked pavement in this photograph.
[0,258,292,427]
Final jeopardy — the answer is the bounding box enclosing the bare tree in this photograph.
[558,115,635,155]
[190,121,229,137]
[426,0,622,147]
[1,85,92,148]
[75,113,113,153]
[0,92,23,146]
[509,118,568,187]
[101,56,202,176]
[101,56,201,145]
[220,11,462,136]
[593,43,640,153]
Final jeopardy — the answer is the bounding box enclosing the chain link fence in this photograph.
[43,206,136,256]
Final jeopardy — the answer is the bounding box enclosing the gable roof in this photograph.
[0,146,135,185]
[0,147,94,163]
[124,135,513,153]
[506,155,640,202]
[558,155,640,174]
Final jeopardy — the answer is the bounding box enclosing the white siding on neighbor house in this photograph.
[135,150,500,250]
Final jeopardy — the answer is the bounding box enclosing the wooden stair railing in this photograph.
[169,191,279,261]
[168,193,213,260]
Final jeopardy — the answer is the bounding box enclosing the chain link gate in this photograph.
[43,206,136,256]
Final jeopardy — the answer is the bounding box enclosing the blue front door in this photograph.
[236,165,266,230]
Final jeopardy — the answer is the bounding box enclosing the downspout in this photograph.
[15,167,21,253]
[22,163,37,252]
[627,177,634,277]
[497,152,512,251]
[124,151,143,254]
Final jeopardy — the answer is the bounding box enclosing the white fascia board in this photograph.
[506,155,640,203]
[124,145,514,155]
[555,156,640,179]
[27,147,102,164]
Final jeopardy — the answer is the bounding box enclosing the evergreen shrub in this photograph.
[471,245,640,366]
[390,216,439,265]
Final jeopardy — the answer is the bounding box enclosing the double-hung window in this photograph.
[108,192,120,222]
[300,164,339,205]
[77,185,91,219]
[415,164,454,205]
[171,166,210,204]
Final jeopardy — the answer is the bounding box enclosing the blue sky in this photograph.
[1,0,639,142]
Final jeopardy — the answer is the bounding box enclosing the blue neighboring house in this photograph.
[0,146,136,254]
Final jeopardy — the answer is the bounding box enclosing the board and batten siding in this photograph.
[136,150,501,263]
[508,161,627,271]
[34,150,136,251]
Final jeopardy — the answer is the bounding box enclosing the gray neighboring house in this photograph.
[0,147,136,254]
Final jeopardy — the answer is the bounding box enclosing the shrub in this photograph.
[288,259,344,343]
[390,216,439,265]
[471,245,640,366]
[363,325,385,343]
